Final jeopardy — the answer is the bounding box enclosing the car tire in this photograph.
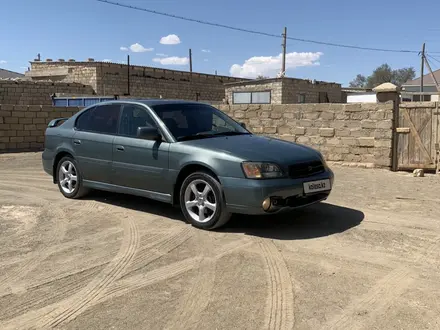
[179,171,231,230]
[56,156,89,199]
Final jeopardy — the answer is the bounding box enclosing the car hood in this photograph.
[181,134,322,165]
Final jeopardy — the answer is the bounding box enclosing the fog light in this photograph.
[262,198,271,211]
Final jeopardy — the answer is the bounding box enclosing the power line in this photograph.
[96,0,434,54]
[426,54,440,68]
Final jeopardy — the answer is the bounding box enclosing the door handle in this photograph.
[73,139,81,145]
[116,145,125,151]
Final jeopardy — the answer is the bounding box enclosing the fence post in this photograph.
[373,83,401,171]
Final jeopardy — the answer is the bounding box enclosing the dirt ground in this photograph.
[0,152,439,330]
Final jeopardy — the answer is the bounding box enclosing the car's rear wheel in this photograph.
[56,156,89,199]
[179,171,231,230]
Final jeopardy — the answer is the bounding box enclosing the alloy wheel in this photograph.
[58,160,78,194]
[184,179,217,223]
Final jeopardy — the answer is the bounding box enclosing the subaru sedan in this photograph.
[42,100,334,230]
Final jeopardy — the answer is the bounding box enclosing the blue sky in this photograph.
[1,0,440,86]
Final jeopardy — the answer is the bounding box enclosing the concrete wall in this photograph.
[225,80,283,104]
[0,80,95,105]
[281,78,342,103]
[0,102,394,168]
[218,102,394,168]
[346,93,377,103]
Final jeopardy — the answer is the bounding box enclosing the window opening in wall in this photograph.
[232,91,271,104]
[297,93,306,103]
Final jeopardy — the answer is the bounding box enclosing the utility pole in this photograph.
[126,54,130,96]
[189,48,193,73]
[281,27,287,76]
[420,42,425,100]
[423,55,440,92]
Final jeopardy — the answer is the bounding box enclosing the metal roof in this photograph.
[0,68,25,79]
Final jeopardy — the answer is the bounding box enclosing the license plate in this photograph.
[303,179,331,194]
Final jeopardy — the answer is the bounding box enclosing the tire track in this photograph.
[165,236,255,330]
[321,237,440,330]
[258,239,295,330]
[121,227,193,278]
[1,217,140,329]
[0,206,68,295]
[38,217,140,328]
[96,238,254,307]
[0,262,106,321]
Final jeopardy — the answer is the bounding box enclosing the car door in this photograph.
[111,104,171,195]
[72,103,121,184]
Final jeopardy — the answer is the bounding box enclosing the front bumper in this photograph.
[220,168,334,215]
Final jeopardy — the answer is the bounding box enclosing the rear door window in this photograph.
[76,104,121,135]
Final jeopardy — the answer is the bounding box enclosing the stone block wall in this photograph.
[0,80,94,105]
[217,102,394,167]
[0,102,395,168]
[225,80,283,104]
[0,105,80,151]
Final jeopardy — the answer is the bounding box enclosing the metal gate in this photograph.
[396,102,439,171]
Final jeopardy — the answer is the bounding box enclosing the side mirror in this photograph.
[137,126,161,141]
[239,122,246,129]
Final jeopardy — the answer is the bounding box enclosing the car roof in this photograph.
[101,99,207,107]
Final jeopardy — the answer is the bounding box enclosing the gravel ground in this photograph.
[0,152,439,330]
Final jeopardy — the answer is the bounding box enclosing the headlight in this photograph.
[241,162,284,179]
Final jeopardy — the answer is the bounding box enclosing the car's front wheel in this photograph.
[179,171,231,230]
[56,156,89,199]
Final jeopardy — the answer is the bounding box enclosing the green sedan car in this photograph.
[42,100,334,230]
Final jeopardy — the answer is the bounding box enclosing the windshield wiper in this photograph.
[211,131,251,137]
[177,133,215,141]
[177,131,250,142]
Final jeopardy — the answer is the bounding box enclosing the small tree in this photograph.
[349,63,416,88]
[256,75,269,80]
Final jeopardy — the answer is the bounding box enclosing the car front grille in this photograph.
[288,160,325,179]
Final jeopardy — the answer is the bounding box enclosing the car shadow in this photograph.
[83,190,183,221]
[221,202,364,240]
[84,191,364,240]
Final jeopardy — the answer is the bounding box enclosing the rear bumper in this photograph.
[220,168,334,215]
[42,149,54,177]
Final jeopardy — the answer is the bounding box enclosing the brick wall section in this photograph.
[225,78,342,105]
[282,78,342,103]
[0,80,94,105]
[0,105,81,152]
[225,80,283,104]
[0,102,394,168]
[217,102,394,168]
[29,61,249,102]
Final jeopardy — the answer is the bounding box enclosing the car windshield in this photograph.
[150,103,251,141]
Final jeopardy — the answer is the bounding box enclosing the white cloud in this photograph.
[153,56,188,65]
[120,43,153,53]
[102,59,112,62]
[155,53,168,57]
[160,34,181,45]
[229,52,323,78]
[0,60,7,64]
[201,49,211,53]
[129,43,153,53]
